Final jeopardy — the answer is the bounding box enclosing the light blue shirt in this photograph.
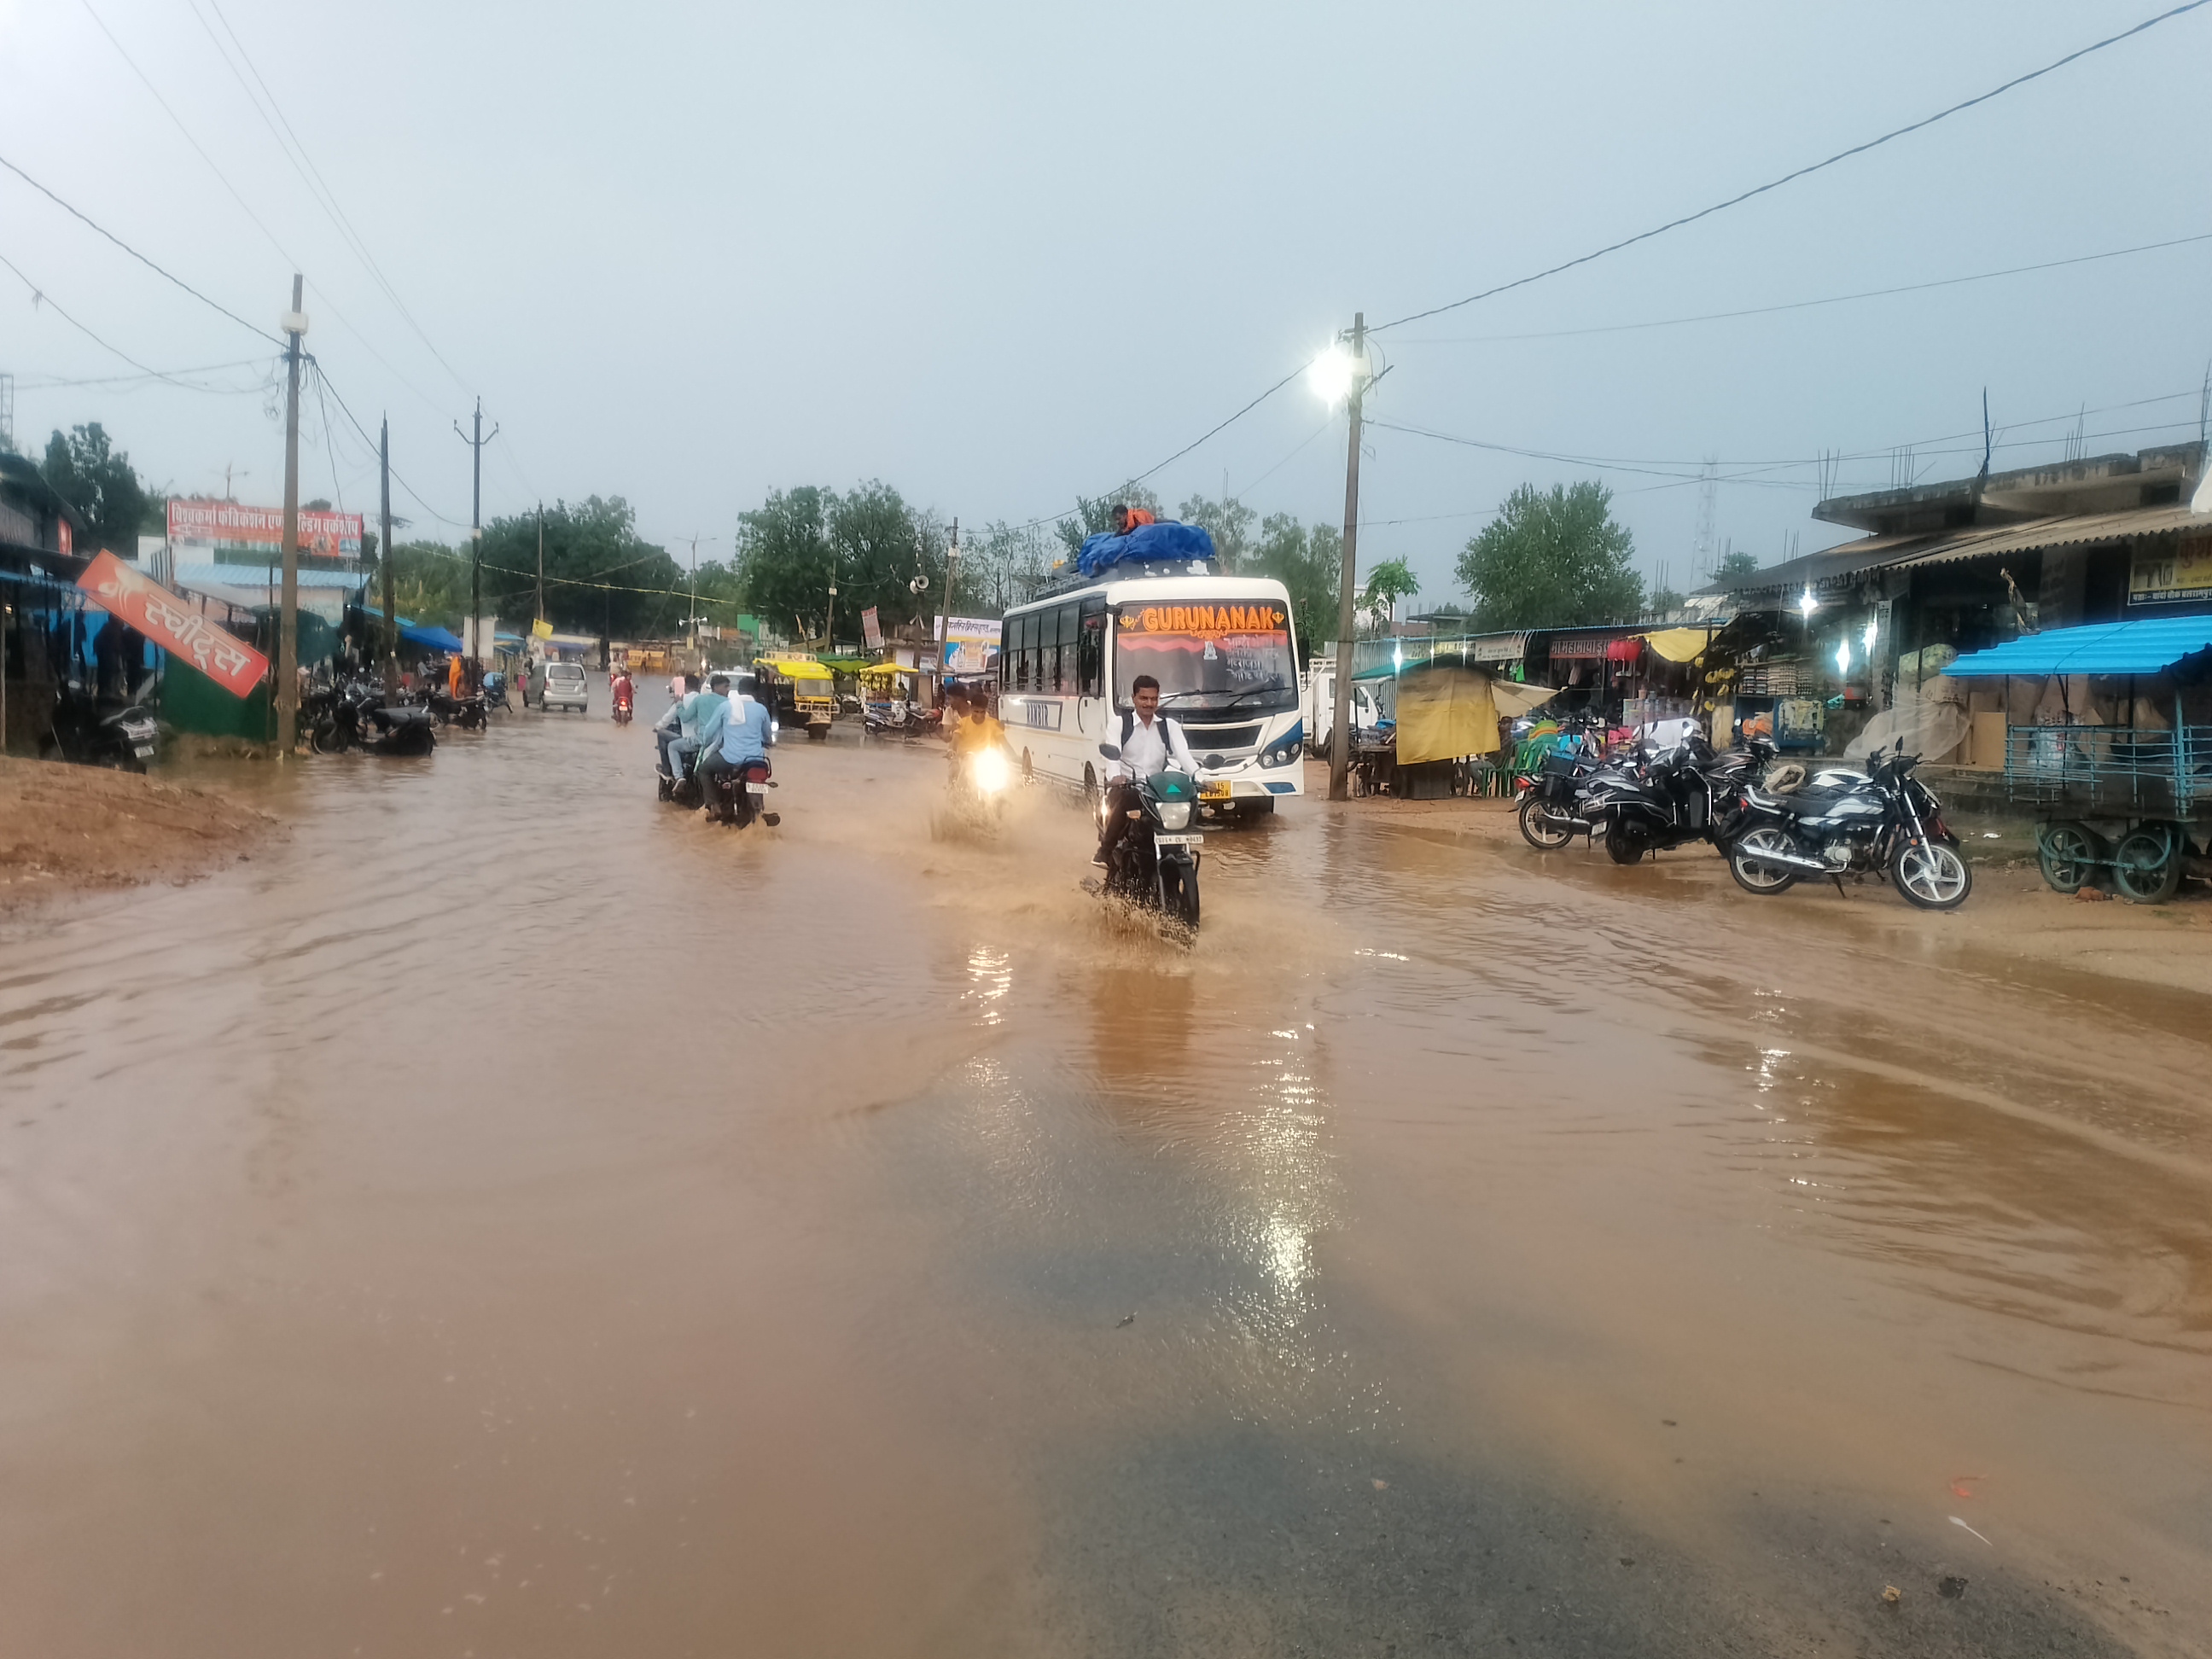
[691,690,731,752]
[719,696,774,765]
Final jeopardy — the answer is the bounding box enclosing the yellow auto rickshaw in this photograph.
[754,655,836,740]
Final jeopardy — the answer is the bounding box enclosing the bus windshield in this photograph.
[1114,600,1298,714]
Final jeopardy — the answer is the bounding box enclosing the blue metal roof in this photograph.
[1944,615,2212,678]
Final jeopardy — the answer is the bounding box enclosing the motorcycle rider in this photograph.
[1093,673,1195,869]
[610,665,635,720]
[655,672,701,782]
[696,678,777,811]
[946,690,1012,765]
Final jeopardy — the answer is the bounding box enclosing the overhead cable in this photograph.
[1371,0,2212,333]
[0,154,282,344]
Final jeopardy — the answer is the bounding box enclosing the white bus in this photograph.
[995,571,1306,818]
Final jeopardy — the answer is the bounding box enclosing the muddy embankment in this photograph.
[0,755,279,911]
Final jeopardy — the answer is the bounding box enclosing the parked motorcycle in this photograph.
[306,679,438,756]
[42,681,159,771]
[417,686,487,729]
[1086,741,1226,937]
[1727,745,1970,909]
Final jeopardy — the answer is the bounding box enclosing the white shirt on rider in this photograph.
[1112,710,1195,781]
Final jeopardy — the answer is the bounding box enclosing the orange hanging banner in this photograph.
[76,550,268,699]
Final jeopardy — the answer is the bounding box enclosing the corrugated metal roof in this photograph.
[1944,615,2212,678]
[1694,533,1932,598]
[1884,504,2209,570]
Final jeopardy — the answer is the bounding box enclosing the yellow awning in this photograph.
[858,661,917,678]
[1641,627,1713,665]
[760,658,834,682]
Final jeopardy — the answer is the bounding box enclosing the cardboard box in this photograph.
[1965,711,2006,771]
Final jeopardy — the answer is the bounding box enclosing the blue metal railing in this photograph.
[2002,724,2212,813]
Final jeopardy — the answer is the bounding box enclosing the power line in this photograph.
[1371,0,2212,333]
[0,153,282,344]
[0,248,263,390]
[309,360,471,529]
[1390,230,2212,345]
[182,0,474,397]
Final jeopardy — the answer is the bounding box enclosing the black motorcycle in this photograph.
[1088,741,1225,936]
[1727,745,1970,909]
[706,759,780,829]
[417,686,487,730]
[306,679,438,756]
[1589,735,1778,864]
[43,681,159,771]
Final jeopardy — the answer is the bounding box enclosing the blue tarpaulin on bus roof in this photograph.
[1076,521,1216,578]
[1943,616,2212,678]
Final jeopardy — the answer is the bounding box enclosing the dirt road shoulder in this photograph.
[0,756,279,912]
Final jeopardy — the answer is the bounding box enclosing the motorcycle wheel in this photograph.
[1158,858,1201,934]
[1730,827,1801,895]
[1604,822,1650,865]
[1517,792,1575,851]
[310,719,344,755]
[1890,837,1972,910]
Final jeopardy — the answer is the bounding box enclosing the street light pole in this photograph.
[1327,312,1367,803]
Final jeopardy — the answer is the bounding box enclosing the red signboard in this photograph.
[76,550,268,698]
[166,498,363,560]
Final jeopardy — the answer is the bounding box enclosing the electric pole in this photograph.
[536,502,545,628]
[455,398,498,662]
[937,517,959,686]
[275,274,306,754]
[1327,312,1367,803]
[380,415,397,691]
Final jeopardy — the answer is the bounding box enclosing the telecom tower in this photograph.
[1692,457,1717,584]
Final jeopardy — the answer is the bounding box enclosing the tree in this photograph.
[1454,481,1641,630]
[1359,557,1419,632]
[1175,493,1254,571]
[1647,585,1685,616]
[387,541,473,630]
[479,496,684,640]
[42,422,157,556]
[735,486,835,642]
[734,481,946,646]
[1251,513,1341,665]
[1712,545,1761,583]
[966,519,1054,613]
[1055,484,1160,560]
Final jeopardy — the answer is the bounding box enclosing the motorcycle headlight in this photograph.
[1156,800,1191,831]
[969,749,1010,795]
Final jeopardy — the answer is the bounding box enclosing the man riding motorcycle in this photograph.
[1093,674,1195,868]
[610,667,634,722]
[655,672,701,783]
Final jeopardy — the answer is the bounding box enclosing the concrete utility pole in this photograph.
[1327,312,1367,803]
[938,517,959,684]
[454,399,498,661]
[536,503,545,627]
[275,274,306,754]
[379,415,397,691]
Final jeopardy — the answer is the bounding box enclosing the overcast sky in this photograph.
[3,0,2208,603]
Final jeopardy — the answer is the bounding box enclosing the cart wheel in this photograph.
[2036,820,2102,894]
[2112,826,2182,905]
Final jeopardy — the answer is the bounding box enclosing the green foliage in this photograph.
[1648,585,1685,616]
[1712,545,1761,582]
[1454,482,1641,630]
[735,481,948,647]
[965,519,1055,613]
[1359,557,1419,629]
[42,422,157,556]
[1175,493,1254,572]
[387,542,473,631]
[480,497,683,639]
[1251,512,1342,664]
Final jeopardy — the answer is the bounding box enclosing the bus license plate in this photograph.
[1198,780,1231,800]
[1155,833,1202,847]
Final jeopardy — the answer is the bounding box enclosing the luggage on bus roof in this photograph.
[1076,521,1216,578]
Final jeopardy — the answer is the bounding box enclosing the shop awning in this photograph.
[1640,626,1714,664]
[401,622,466,652]
[1943,616,2212,678]
[1882,504,2209,572]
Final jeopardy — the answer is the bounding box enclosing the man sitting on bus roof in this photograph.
[1093,673,1195,868]
[1109,504,1156,535]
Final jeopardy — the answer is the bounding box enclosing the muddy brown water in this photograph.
[2,685,2207,1656]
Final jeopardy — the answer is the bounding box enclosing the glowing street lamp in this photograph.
[1307,341,1362,407]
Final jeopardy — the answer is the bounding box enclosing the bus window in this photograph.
[1040,607,1060,695]
[1077,599,1106,697]
[1051,603,1077,693]
[1016,612,1036,691]
[998,617,1013,692]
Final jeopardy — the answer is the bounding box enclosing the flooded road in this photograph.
[3,685,2207,1656]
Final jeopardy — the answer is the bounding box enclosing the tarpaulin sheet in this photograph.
[1641,627,1714,664]
[1394,664,1499,764]
[1076,521,1216,578]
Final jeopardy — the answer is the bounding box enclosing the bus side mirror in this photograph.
[1098,743,1121,760]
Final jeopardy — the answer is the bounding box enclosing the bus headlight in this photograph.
[1156,800,1192,831]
